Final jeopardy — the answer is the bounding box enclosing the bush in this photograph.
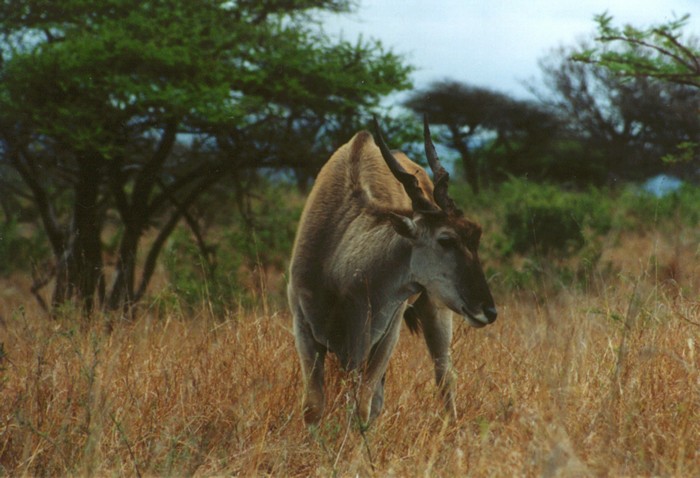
[162,183,303,312]
[223,185,302,272]
[161,226,240,314]
[496,179,611,257]
[613,183,700,231]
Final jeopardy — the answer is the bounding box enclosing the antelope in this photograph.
[287,117,497,426]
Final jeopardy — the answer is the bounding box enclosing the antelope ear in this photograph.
[388,212,418,239]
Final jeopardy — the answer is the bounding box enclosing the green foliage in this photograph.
[495,179,611,257]
[225,185,302,272]
[461,178,700,294]
[573,12,700,88]
[662,141,698,164]
[447,178,613,293]
[613,183,700,231]
[0,0,413,157]
[540,38,700,183]
[162,227,235,314]
[570,12,700,177]
[162,183,303,312]
[0,220,49,275]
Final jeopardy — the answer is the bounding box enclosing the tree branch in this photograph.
[594,31,700,88]
[653,28,700,73]
[599,34,695,73]
[131,119,179,217]
[157,178,216,267]
[107,155,132,224]
[144,159,221,218]
[8,148,65,255]
[134,168,231,302]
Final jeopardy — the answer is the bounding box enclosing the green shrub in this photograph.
[496,179,611,257]
[162,183,303,312]
[223,185,302,272]
[613,183,700,231]
[162,226,240,313]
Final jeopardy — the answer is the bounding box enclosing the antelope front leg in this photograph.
[416,294,457,420]
[357,314,402,426]
[292,312,327,426]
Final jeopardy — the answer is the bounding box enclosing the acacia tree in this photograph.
[0,0,412,312]
[572,12,700,169]
[404,81,558,192]
[404,82,504,193]
[574,13,700,88]
[537,39,700,181]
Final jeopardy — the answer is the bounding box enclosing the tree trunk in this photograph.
[448,125,479,195]
[108,227,139,310]
[461,153,480,195]
[53,161,105,311]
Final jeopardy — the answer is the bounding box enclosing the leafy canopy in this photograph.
[571,12,700,166]
[573,12,700,88]
[0,0,410,158]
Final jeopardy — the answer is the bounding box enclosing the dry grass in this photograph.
[1,231,699,477]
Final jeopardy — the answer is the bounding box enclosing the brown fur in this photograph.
[288,128,496,426]
[290,131,434,296]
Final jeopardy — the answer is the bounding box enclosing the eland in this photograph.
[287,117,497,426]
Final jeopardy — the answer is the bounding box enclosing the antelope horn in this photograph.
[423,115,460,215]
[372,116,436,212]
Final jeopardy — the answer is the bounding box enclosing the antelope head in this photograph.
[373,116,497,327]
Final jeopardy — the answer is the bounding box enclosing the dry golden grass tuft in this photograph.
[1,231,699,476]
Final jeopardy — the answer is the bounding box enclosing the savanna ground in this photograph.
[1,184,699,476]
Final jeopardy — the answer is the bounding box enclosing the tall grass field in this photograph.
[1,182,699,476]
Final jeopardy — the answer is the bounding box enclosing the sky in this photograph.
[322,0,700,100]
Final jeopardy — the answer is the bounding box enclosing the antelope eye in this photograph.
[437,236,458,249]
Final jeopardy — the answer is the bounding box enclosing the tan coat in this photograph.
[288,122,496,426]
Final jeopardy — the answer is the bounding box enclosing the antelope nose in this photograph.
[484,306,498,323]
